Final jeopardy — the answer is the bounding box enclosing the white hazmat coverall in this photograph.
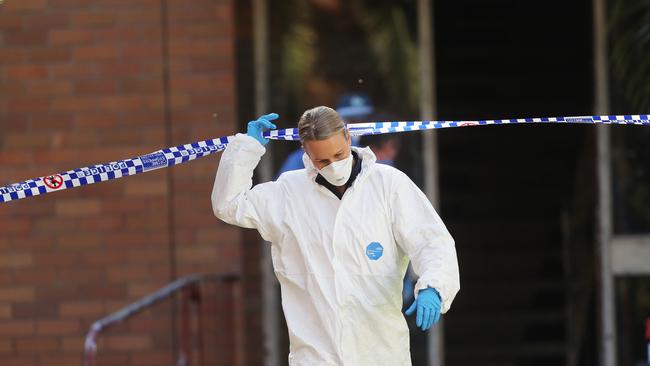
[211,134,460,366]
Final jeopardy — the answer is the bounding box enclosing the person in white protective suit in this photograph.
[211,106,460,366]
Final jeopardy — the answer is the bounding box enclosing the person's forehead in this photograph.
[304,134,347,158]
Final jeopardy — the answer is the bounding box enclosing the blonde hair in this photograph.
[298,106,347,142]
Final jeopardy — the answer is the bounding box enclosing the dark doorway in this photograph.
[434,1,596,365]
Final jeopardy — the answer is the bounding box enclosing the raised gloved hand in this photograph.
[247,113,278,146]
[405,287,441,331]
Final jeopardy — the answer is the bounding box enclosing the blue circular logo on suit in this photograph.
[366,242,384,261]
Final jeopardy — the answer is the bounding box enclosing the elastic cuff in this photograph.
[233,133,266,155]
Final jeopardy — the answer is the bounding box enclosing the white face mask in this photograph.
[318,153,353,186]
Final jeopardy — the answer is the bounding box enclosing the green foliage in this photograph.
[608,0,650,112]
[609,0,650,233]
[355,0,420,113]
[278,0,419,114]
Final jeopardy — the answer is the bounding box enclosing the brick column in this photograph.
[0,0,239,365]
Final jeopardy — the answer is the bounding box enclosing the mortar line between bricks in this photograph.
[160,0,180,361]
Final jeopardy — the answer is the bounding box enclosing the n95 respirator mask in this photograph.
[318,153,353,186]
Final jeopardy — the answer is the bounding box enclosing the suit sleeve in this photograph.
[211,133,284,242]
[391,171,460,313]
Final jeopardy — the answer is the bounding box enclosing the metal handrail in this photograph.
[84,273,239,366]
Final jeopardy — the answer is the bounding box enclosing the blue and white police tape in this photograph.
[0,114,648,204]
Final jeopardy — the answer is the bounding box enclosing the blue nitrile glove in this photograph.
[405,287,441,331]
[247,113,278,146]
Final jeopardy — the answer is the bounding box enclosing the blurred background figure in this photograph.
[358,128,400,166]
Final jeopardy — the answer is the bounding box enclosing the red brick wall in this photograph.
[0,0,241,365]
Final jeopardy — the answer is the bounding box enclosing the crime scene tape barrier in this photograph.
[0,114,647,204]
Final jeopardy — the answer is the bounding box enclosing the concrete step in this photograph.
[451,292,564,313]
[446,342,566,361]
[455,279,565,294]
[447,309,564,328]
[458,251,564,276]
[440,187,570,205]
[446,324,565,345]
[446,309,565,344]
